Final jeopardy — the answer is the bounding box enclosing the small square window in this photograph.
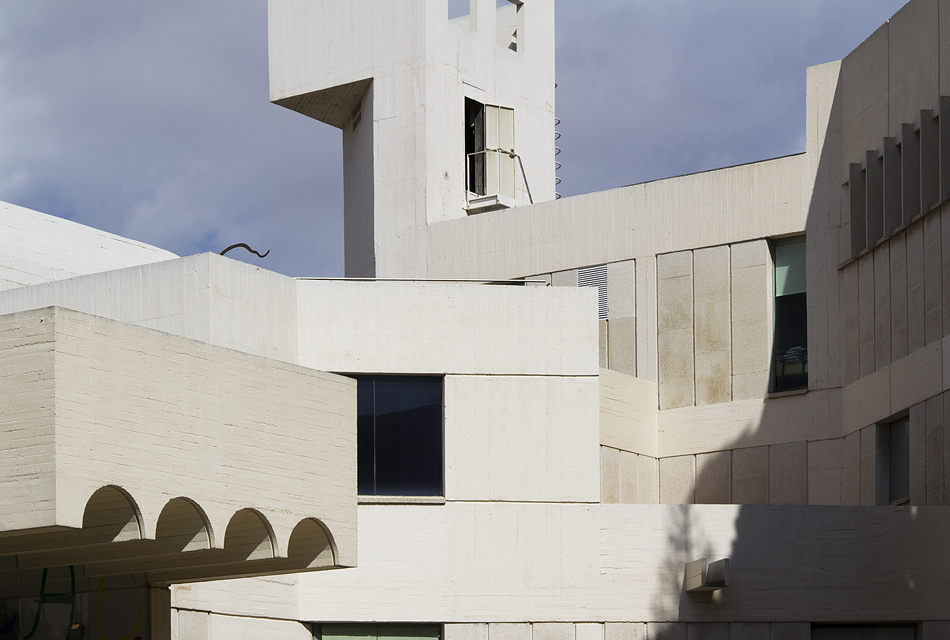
[355,375,443,497]
[877,416,910,505]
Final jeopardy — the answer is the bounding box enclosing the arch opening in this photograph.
[154,498,213,553]
[287,517,337,568]
[223,509,276,561]
[82,486,143,543]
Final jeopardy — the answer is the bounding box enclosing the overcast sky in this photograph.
[0,1,910,277]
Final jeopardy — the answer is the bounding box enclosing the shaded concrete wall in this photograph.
[840,204,950,386]
[431,0,950,518]
[592,2,950,508]
[176,503,950,625]
[0,572,150,640]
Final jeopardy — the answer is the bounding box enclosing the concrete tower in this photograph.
[269,0,556,278]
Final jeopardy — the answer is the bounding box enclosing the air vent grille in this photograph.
[578,265,608,320]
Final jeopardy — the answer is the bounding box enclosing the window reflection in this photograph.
[773,237,807,392]
[355,376,443,497]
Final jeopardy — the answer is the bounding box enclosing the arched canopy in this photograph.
[0,488,347,583]
[287,517,336,568]
[223,509,277,562]
[155,498,214,553]
[82,485,143,542]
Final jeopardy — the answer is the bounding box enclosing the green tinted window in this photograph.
[774,236,806,297]
[773,236,808,391]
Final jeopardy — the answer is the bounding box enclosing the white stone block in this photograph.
[693,246,731,406]
[297,281,599,376]
[445,375,600,503]
[599,368,658,457]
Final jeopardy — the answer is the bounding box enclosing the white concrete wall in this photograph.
[270,0,556,278]
[804,61,844,394]
[835,0,950,394]
[0,253,299,364]
[426,153,807,281]
[446,374,599,503]
[176,503,950,625]
[295,280,597,376]
[342,83,376,278]
[599,368,657,458]
[296,279,601,505]
[0,200,177,292]
[172,0,950,632]
[11,0,950,632]
[172,609,312,640]
[0,309,57,529]
[550,239,771,413]
[0,307,357,569]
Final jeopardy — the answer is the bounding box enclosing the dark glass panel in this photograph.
[773,291,808,391]
[889,417,910,503]
[465,98,486,195]
[354,376,443,497]
[812,626,915,640]
[357,377,377,495]
[373,377,443,496]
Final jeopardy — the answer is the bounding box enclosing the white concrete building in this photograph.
[1,0,948,639]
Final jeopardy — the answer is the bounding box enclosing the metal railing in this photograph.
[465,148,533,209]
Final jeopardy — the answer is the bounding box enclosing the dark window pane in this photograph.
[322,624,442,640]
[353,376,443,497]
[465,98,486,195]
[774,291,808,391]
[356,410,376,496]
[812,626,915,640]
[772,237,808,393]
[889,417,910,503]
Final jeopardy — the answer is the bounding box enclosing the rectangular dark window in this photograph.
[772,236,807,392]
[321,625,441,640]
[465,98,486,196]
[355,375,443,497]
[877,416,910,505]
[812,625,915,639]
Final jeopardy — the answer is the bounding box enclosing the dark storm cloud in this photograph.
[0,1,910,276]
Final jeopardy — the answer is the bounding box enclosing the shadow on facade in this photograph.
[643,69,938,635]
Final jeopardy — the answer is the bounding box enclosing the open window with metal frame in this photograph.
[464,97,531,213]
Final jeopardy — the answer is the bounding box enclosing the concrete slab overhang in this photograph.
[0,307,356,585]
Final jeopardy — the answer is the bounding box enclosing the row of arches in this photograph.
[0,486,338,583]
